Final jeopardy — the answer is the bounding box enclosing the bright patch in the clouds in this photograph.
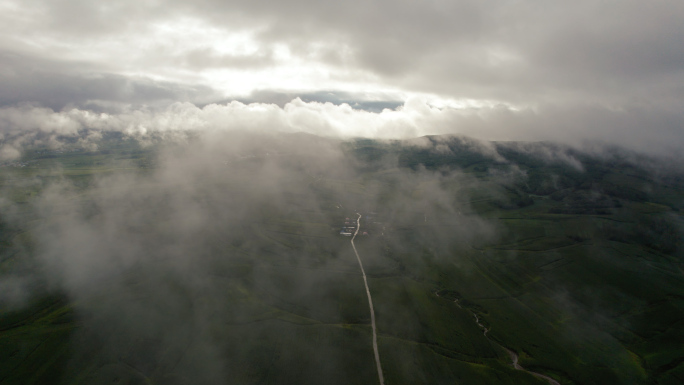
[411,94,523,112]
[138,18,387,98]
[150,18,261,57]
[272,44,292,61]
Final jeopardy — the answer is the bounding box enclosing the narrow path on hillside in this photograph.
[502,346,560,385]
[351,212,385,385]
[440,295,560,385]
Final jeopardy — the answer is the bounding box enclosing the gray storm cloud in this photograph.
[0,1,683,156]
[3,1,683,101]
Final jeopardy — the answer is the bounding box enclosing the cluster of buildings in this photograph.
[339,216,371,237]
[339,217,355,236]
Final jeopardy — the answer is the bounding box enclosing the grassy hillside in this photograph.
[1,134,683,384]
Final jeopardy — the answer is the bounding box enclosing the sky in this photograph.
[1,0,684,154]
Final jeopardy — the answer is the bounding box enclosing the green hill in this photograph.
[1,133,683,384]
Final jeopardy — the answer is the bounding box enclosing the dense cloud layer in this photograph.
[2,1,683,102]
[0,1,683,154]
[0,53,220,111]
[1,99,683,161]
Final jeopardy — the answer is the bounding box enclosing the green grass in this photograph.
[1,136,684,384]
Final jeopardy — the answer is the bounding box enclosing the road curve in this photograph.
[503,348,561,385]
[351,213,385,385]
[447,293,560,385]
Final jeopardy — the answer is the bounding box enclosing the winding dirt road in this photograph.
[503,347,561,385]
[458,297,560,385]
[351,213,385,385]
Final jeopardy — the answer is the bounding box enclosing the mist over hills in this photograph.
[0,131,683,384]
[2,1,684,384]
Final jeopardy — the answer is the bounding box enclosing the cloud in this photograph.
[1,98,683,160]
[1,102,680,382]
[1,1,682,105]
[0,274,34,309]
[0,1,682,154]
[2,3,683,379]
[0,144,20,160]
[0,52,222,111]
[8,126,499,382]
